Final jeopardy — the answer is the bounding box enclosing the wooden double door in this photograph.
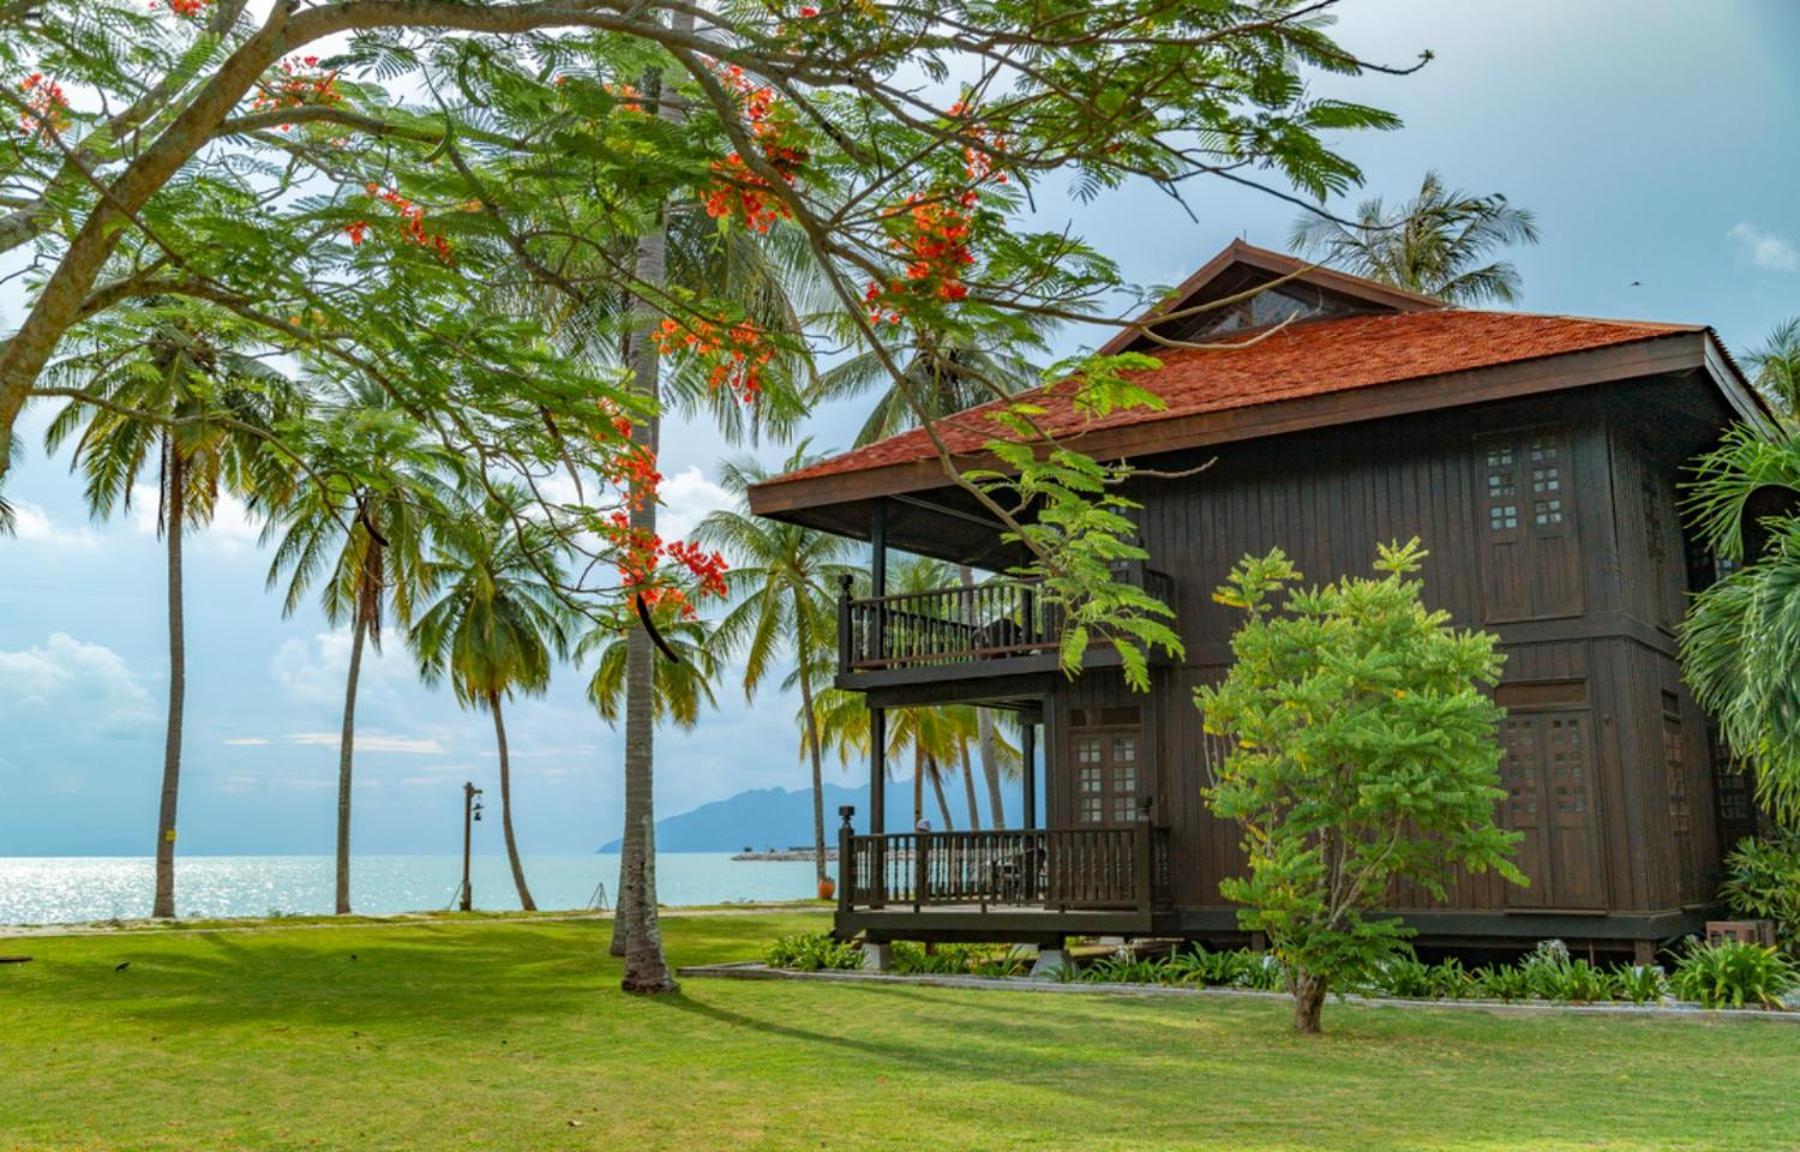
[1497,704,1604,910]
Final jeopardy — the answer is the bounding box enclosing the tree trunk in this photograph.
[912,740,924,829]
[489,691,536,912]
[609,11,689,990]
[334,604,368,915]
[928,756,954,832]
[797,630,828,884]
[958,566,1005,829]
[1291,967,1328,1035]
[151,447,185,920]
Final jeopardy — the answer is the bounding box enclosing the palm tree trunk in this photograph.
[957,566,1006,828]
[151,448,185,920]
[960,745,981,833]
[334,604,368,915]
[796,617,829,885]
[489,690,536,912]
[612,13,689,994]
[928,756,954,832]
[912,739,924,829]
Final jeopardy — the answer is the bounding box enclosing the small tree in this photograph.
[1195,539,1521,1034]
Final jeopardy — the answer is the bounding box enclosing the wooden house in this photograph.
[747,241,1775,960]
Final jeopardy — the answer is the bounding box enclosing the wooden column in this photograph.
[869,502,889,905]
[1021,718,1037,832]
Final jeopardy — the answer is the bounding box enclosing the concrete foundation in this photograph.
[861,942,894,972]
[1029,948,1071,980]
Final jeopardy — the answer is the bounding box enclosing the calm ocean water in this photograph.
[0,853,822,925]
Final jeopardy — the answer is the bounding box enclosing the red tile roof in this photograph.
[763,309,1701,487]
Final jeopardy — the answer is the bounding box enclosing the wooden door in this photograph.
[1498,706,1604,910]
[1476,430,1582,623]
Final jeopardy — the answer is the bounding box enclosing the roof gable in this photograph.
[1096,239,1448,357]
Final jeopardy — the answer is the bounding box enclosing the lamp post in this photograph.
[460,781,484,912]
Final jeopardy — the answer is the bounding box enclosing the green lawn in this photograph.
[2,912,1795,1151]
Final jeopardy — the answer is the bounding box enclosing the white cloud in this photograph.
[1728,223,1799,273]
[222,737,270,746]
[128,483,261,552]
[270,629,413,706]
[658,466,733,543]
[0,634,152,728]
[288,731,446,755]
[8,502,101,549]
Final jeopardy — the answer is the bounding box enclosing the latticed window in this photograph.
[1663,704,1690,837]
[1071,710,1145,825]
[1549,716,1587,815]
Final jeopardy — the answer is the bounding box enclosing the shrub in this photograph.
[1470,964,1533,1002]
[1612,964,1669,1005]
[1669,938,1798,1009]
[1372,954,1435,999]
[1081,954,1168,985]
[1721,833,1800,953]
[765,932,862,971]
[1427,957,1476,1000]
[889,942,1026,977]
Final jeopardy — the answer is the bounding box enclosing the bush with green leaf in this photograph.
[1721,832,1800,953]
[1612,964,1669,1005]
[1470,963,1534,1002]
[765,933,862,972]
[1196,539,1521,1033]
[1669,938,1798,1009]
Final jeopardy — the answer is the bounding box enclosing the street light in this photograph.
[460,782,484,912]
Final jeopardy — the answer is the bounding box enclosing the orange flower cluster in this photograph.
[159,0,214,16]
[346,184,453,261]
[701,66,807,233]
[651,318,771,402]
[252,57,341,126]
[947,100,1009,185]
[864,192,977,323]
[602,82,646,114]
[17,73,69,139]
[605,515,730,620]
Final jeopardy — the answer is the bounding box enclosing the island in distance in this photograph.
[597,780,1010,855]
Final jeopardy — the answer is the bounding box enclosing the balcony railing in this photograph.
[838,564,1173,673]
[837,824,1172,914]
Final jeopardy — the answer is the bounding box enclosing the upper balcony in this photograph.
[834,561,1174,695]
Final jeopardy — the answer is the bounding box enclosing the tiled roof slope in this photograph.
[764,309,1699,487]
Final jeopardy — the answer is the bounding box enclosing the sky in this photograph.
[2,1,1797,856]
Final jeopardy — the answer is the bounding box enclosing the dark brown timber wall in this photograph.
[1042,376,1735,933]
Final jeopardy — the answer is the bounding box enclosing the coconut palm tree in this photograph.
[814,327,1050,830]
[263,391,448,914]
[1745,316,1800,418]
[578,616,720,731]
[696,443,860,887]
[1681,423,1800,824]
[44,308,297,918]
[1289,170,1540,305]
[410,485,572,912]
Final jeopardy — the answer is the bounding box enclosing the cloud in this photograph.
[129,483,261,552]
[271,629,413,707]
[659,466,733,543]
[1728,223,1799,273]
[8,502,101,549]
[288,732,446,755]
[0,633,153,729]
[222,737,270,746]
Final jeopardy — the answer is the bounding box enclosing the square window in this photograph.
[1489,505,1519,530]
[1080,798,1103,824]
[1115,766,1137,794]
[1076,737,1102,765]
[1079,767,1102,793]
[1534,499,1563,526]
[1113,736,1136,763]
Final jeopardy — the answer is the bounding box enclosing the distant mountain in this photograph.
[597,779,998,853]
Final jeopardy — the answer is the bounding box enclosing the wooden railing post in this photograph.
[837,806,855,914]
[1133,821,1153,916]
[914,833,930,912]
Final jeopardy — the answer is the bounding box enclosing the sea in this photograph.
[0,853,822,925]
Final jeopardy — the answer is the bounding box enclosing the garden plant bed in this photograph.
[680,960,1800,1021]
